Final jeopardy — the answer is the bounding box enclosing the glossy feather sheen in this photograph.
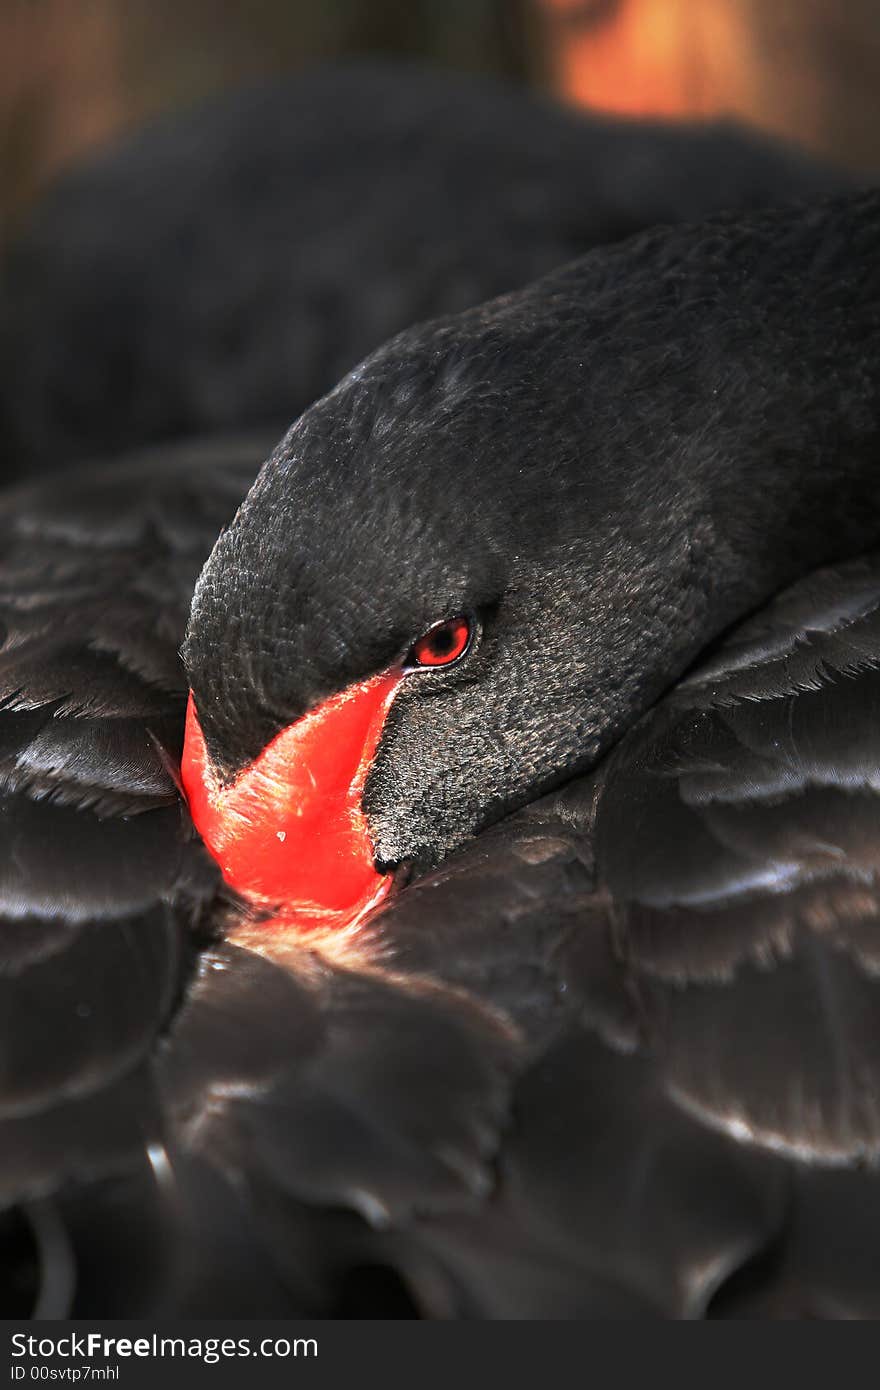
[5,182,880,1316]
[4,442,880,1318]
[0,445,253,1316]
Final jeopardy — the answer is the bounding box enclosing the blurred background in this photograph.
[2,0,880,241]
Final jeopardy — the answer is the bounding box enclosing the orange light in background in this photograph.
[542,0,757,121]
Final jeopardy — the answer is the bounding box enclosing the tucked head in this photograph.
[181,191,880,934]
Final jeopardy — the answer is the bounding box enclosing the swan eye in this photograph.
[407,615,472,669]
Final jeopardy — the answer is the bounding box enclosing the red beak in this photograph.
[180,672,402,933]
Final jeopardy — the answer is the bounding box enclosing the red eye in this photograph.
[407,615,472,669]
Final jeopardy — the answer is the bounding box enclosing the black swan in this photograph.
[2,189,880,1319]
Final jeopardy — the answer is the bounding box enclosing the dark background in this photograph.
[2,0,880,242]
